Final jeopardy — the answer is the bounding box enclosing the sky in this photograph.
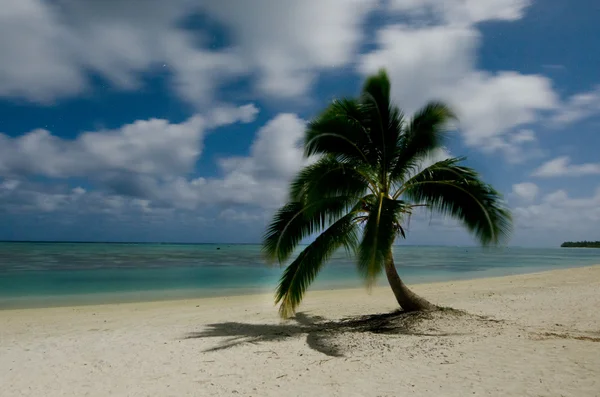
[0,0,599,247]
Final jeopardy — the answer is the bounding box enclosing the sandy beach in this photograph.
[1,265,600,397]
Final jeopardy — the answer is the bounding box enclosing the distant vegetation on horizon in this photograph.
[561,241,600,248]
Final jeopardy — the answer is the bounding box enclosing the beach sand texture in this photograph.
[1,266,600,396]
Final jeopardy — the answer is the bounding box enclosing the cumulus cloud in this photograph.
[206,104,260,128]
[359,25,478,115]
[0,0,85,102]
[0,102,261,216]
[0,104,258,179]
[513,188,600,234]
[200,0,377,98]
[532,156,600,178]
[174,113,308,210]
[217,113,307,181]
[0,0,245,105]
[451,72,557,146]
[0,112,304,215]
[388,0,531,24]
[1,0,377,104]
[358,2,558,160]
[0,111,307,246]
[0,117,203,178]
[0,179,157,215]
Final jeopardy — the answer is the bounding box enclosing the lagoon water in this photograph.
[0,242,598,308]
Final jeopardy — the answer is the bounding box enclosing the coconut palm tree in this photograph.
[262,69,512,318]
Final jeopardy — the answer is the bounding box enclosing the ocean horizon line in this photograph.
[0,240,552,249]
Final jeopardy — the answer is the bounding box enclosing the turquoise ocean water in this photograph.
[0,242,598,309]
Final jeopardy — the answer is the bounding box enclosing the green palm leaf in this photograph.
[304,99,373,164]
[262,196,359,265]
[275,212,359,318]
[360,69,393,170]
[401,158,512,245]
[390,101,456,183]
[289,156,375,203]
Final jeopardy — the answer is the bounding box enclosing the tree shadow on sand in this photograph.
[184,310,468,357]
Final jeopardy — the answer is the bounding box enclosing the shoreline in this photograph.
[3,264,599,313]
[3,244,599,311]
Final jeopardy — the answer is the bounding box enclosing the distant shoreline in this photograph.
[561,241,600,248]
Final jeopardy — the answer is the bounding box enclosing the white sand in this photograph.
[2,266,600,397]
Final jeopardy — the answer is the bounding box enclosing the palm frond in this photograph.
[387,105,405,159]
[262,195,360,265]
[390,101,456,183]
[357,194,402,287]
[361,69,391,110]
[360,69,392,168]
[275,212,359,318]
[304,99,374,165]
[401,158,512,245]
[289,156,375,203]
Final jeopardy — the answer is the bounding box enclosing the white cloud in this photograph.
[1,0,378,104]
[202,113,308,209]
[0,0,86,102]
[0,0,245,105]
[1,118,203,178]
[389,0,531,24]
[512,182,539,201]
[220,113,307,179]
[551,85,600,126]
[200,0,377,98]
[0,179,172,218]
[0,104,258,179]
[358,7,558,159]
[452,72,557,146]
[359,25,478,115]
[206,103,260,128]
[514,187,600,233]
[0,113,306,220]
[532,156,600,178]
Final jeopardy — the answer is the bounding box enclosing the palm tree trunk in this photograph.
[384,250,436,312]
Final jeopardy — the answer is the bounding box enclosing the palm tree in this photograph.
[262,69,512,318]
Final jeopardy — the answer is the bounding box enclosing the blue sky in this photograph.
[1,0,599,246]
